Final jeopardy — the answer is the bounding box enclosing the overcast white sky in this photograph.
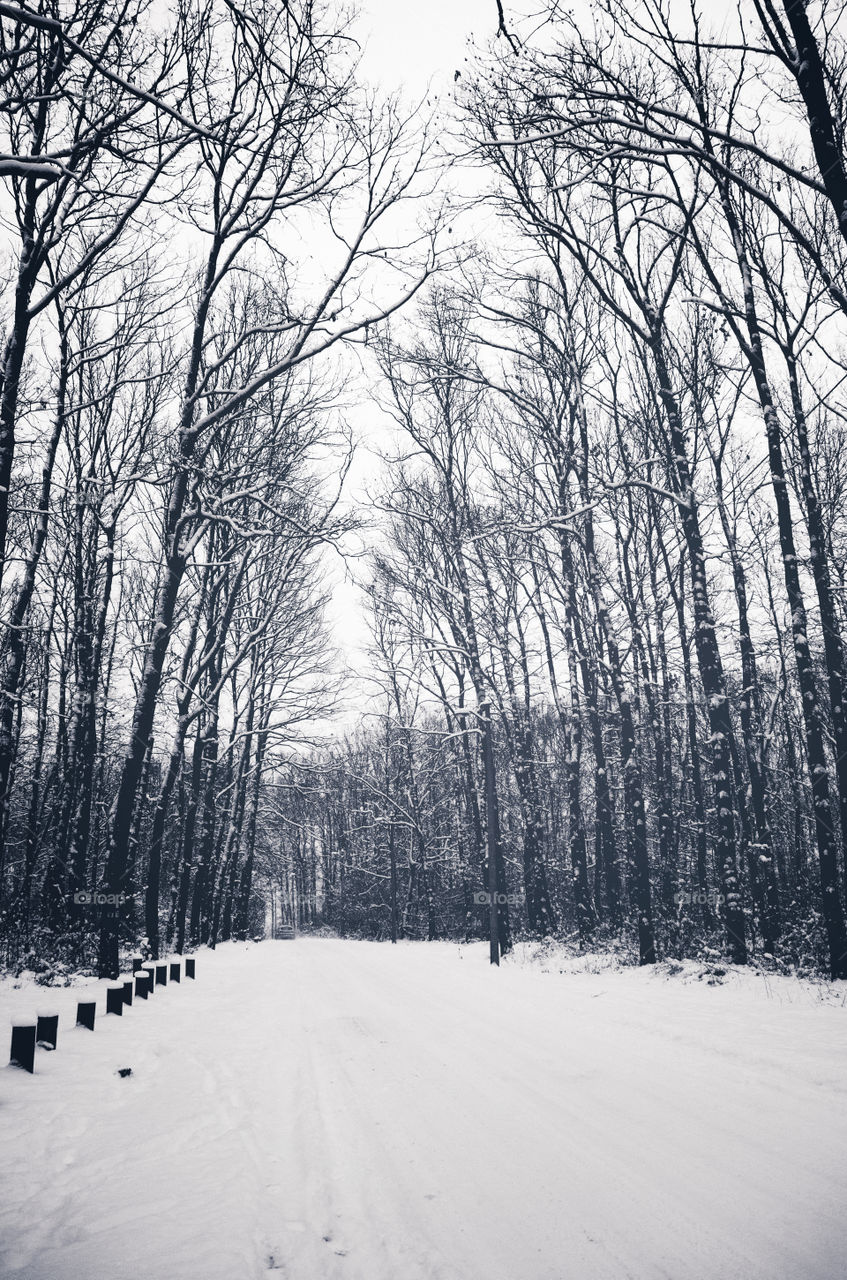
[354,0,499,96]
[321,0,596,722]
[317,1,510,717]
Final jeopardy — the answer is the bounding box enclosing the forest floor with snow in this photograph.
[1,938,845,1280]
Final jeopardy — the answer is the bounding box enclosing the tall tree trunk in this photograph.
[174,726,205,955]
[531,561,595,943]
[648,334,747,964]
[0,319,66,889]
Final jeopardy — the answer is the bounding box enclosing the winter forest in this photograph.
[2,0,847,987]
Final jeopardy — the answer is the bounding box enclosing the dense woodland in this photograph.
[2,0,847,979]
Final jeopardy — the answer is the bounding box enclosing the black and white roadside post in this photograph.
[480,701,500,967]
[77,1001,96,1030]
[106,984,124,1016]
[36,1010,59,1049]
[10,1020,36,1071]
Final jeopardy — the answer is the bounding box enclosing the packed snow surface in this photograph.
[1,940,845,1279]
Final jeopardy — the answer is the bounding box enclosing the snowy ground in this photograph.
[1,940,845,1280]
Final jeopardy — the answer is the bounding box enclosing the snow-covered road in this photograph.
[1,940,845,1279]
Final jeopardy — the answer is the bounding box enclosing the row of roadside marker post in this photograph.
[9,954,196,1073]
